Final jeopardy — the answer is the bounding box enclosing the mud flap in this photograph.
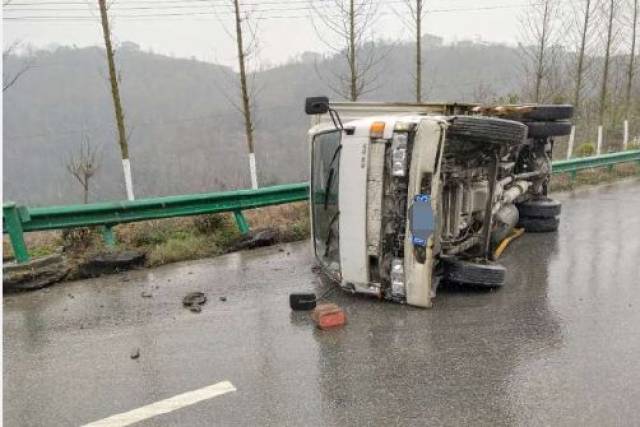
[403,120,446,308]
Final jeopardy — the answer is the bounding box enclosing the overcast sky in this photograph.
[4,0,525,68]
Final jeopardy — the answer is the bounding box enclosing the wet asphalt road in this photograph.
[4,179,640,426]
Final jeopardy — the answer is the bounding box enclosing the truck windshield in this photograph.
[311,130,341,274]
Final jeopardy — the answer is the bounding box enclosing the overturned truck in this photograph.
[305,97,573,308]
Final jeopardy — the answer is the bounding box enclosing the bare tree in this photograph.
[625,0,639,118]
[394,0,426,102]
[98,0,135,200]
[66,135,101,204]
[311,0,381,101]
[598,0,621,125]
[518,0,562,103]
[571,0,596,116]
[2,41,32,93]
[231,0,259,189]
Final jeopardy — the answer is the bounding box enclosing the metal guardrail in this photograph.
[552,149,640,177]
[3,150,640,265]
[3,183,309,263]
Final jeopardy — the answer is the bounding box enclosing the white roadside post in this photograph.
[597,125,603,156]
[567,125,576,159]
[249,152,258,190]
[122,158,135,201]
[623,120,629,150]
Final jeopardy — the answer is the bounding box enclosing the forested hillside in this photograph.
[4,39,526,205]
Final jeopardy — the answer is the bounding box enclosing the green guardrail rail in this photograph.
[3,150,640,264]
[3,182,309,263]
[552,149,640,179]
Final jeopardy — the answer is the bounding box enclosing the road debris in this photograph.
[3,254,70,292]
[141,291,153,298]
[130,348,140,359]
[311,303,346,330]
[79,251,145,278]
[233,228,278,251]
[183,292,207,313]
[289,293,317,311]
[219,296,227,302]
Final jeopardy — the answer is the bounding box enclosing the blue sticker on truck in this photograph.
[409,194,434,247]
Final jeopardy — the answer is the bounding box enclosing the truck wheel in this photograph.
[448,116,527,145]
[513,105,574,121]
[442,258,505,288]
[518,216,560,232]
[517,198,561,218]
[526,121,572,139]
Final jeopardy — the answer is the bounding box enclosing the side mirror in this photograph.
[305,96,330,115]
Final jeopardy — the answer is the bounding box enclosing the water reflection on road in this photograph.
[3,180,640,426]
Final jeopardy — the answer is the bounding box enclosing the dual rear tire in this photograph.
[517,198,561,232]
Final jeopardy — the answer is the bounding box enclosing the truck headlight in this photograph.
[391,133,408,177]
[390,258,405,297]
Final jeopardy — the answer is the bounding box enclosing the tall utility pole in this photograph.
[98,0,134,200]
[232,0,258,189]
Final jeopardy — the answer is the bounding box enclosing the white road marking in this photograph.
[82,380,236,427]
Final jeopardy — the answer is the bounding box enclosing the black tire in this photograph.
[442,258,505,288]
[448,116,527,145]
[289,293,317,311]
[519,105,574,121]
[517,198,562,218]
[518,216,560,232]
[526,121,572,139]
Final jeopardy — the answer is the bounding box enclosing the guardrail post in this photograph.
[570,170,577,184]
[101,225,116,246]
[597,126,603,156]
[233,210,250,235]
[567,125,575,159]
[3,203,30,263]
[623,120,629,150]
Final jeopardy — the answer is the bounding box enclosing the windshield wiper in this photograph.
[324,211,340,258]
[323,145,342,209]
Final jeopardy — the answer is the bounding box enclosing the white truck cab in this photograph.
[305,97,573,308]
